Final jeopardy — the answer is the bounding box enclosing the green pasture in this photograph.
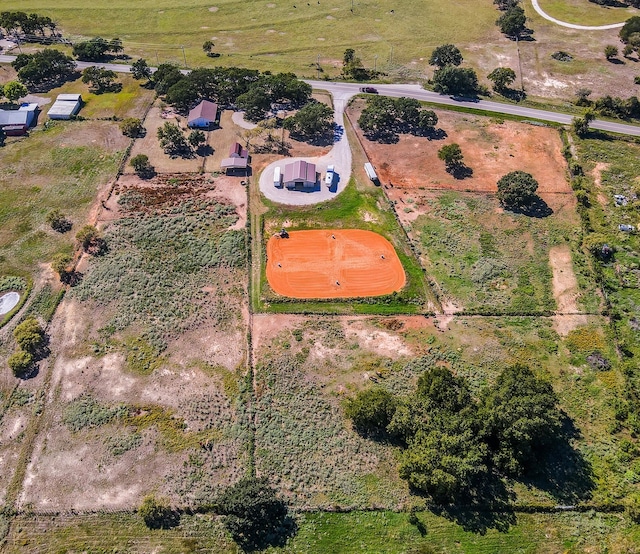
[411,190,597,315]
[5,0,499,74]
[536,0,638,26]
[0,121,123,279]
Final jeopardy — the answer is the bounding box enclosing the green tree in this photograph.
[572,110,596,138]
[139,496,178,529]
[496,170,539,209]
[12,49,76,91]
[51,253,72,279]
[487,67,516,92]
[438,143,464,171]
[584,233,615,260]
[46,209,71,233]
[398,426,488,504]
[152,64,184,95]
[188,129,206,148]
[236,85,272,122]
[13,317,45,353]
[214,477,295,551]
[494,0,520,9]
[620,16,640,43]
[283,101,334,139]
[605,44,619,60]
[432,66,479,96]
[575,88,592,106]
[131,58,152,81]
[8,350,34,378]
[76,225,104,253]
[480,365,561,476]
[342,48,370,80]
[157,122,190,156]
[497,5,527,38]
[129,154,153,177]
[120,117,143,138]
[3,81,28,103]
[344,388,397,434]
[82,66,120,94]
[418,110,438,133]
[429,44,463,68]
[73,37,111,61]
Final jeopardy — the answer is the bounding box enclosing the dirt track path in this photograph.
[549,244,589,335]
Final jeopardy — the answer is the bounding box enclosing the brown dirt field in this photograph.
[592,162,610,209]
[127,103,202,174]
[348,104,570,194]
[266,230,406,299]
[550,244,581,314]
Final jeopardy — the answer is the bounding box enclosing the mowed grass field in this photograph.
[4,0,499,73]
[538,0,639,26]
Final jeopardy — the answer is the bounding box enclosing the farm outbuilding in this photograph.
[0,103,39,135]
[283,160,317,190]
[228,142,248,159]
[48,94,82,120]
[221,141,250,174]
[188,100,218,129]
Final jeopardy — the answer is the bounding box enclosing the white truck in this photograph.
[364,162,379,183]
[273,166,282,187]
[325,165,334,185]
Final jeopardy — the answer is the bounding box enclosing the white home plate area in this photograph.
[0,292,20,315]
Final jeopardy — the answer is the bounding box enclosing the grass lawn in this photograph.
[537,0,639,26]
[4,0,500,74]
[0,121,127,279]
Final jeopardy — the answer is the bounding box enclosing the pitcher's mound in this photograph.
[266,229,406,299]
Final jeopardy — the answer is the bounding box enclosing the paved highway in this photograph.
[3,53,640,137]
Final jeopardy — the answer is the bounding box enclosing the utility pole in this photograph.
[374,54,378,72]
[516,36,524,92]
[181,45,187,68]
[316,53,320,78]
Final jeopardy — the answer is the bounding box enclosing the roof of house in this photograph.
[0,109,29,126]
[229,142,248,158]
[57,93,82,101]
[284,160,316,183]
[47,98,81,117]
[188,100,218,123]
[18,103,39,113]
[221,157,248,169]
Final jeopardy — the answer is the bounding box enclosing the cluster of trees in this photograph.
[358,96,439,142]
[429,45,480,97]
[574,88,640,121]
[72,37,123,62]
[493,0,529,39]
[7,317,46,378]
[156,122,206,157]
[11,49,77,91]
[0,11,57,37]
[81,67,121,94]
[619,16,640,59]
[345,364,562,504]
[283,101,334,139]
[342,48,377,81]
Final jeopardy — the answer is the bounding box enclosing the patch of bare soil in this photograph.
[349,103,570,195]
[592,162,611,208]
[550,244,581,314]
[342,319,413,358]
[19,297,247,510]
[128,104,201,174]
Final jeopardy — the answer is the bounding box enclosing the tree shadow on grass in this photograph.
[428,473,516,534]
[508,196,553,218]
[519,415,595,505]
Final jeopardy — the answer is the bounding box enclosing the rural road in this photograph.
[530,0,626,30]
[3,53,640,138]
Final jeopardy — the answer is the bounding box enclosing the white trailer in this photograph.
[364,162,379,182]
[273,166,282,187]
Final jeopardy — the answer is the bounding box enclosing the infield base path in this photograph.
[266,230,406,299]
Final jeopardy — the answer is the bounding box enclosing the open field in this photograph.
[0,121,127,279]
[266,229,405,299]
[538,0,638,26]
[349,102,570,194]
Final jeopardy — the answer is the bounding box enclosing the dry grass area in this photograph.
[349,103,570,195]
[11,173,250,511]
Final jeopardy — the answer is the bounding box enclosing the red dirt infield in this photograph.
[266,229,406,299]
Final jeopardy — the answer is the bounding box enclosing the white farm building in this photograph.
[47,94,82,120]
